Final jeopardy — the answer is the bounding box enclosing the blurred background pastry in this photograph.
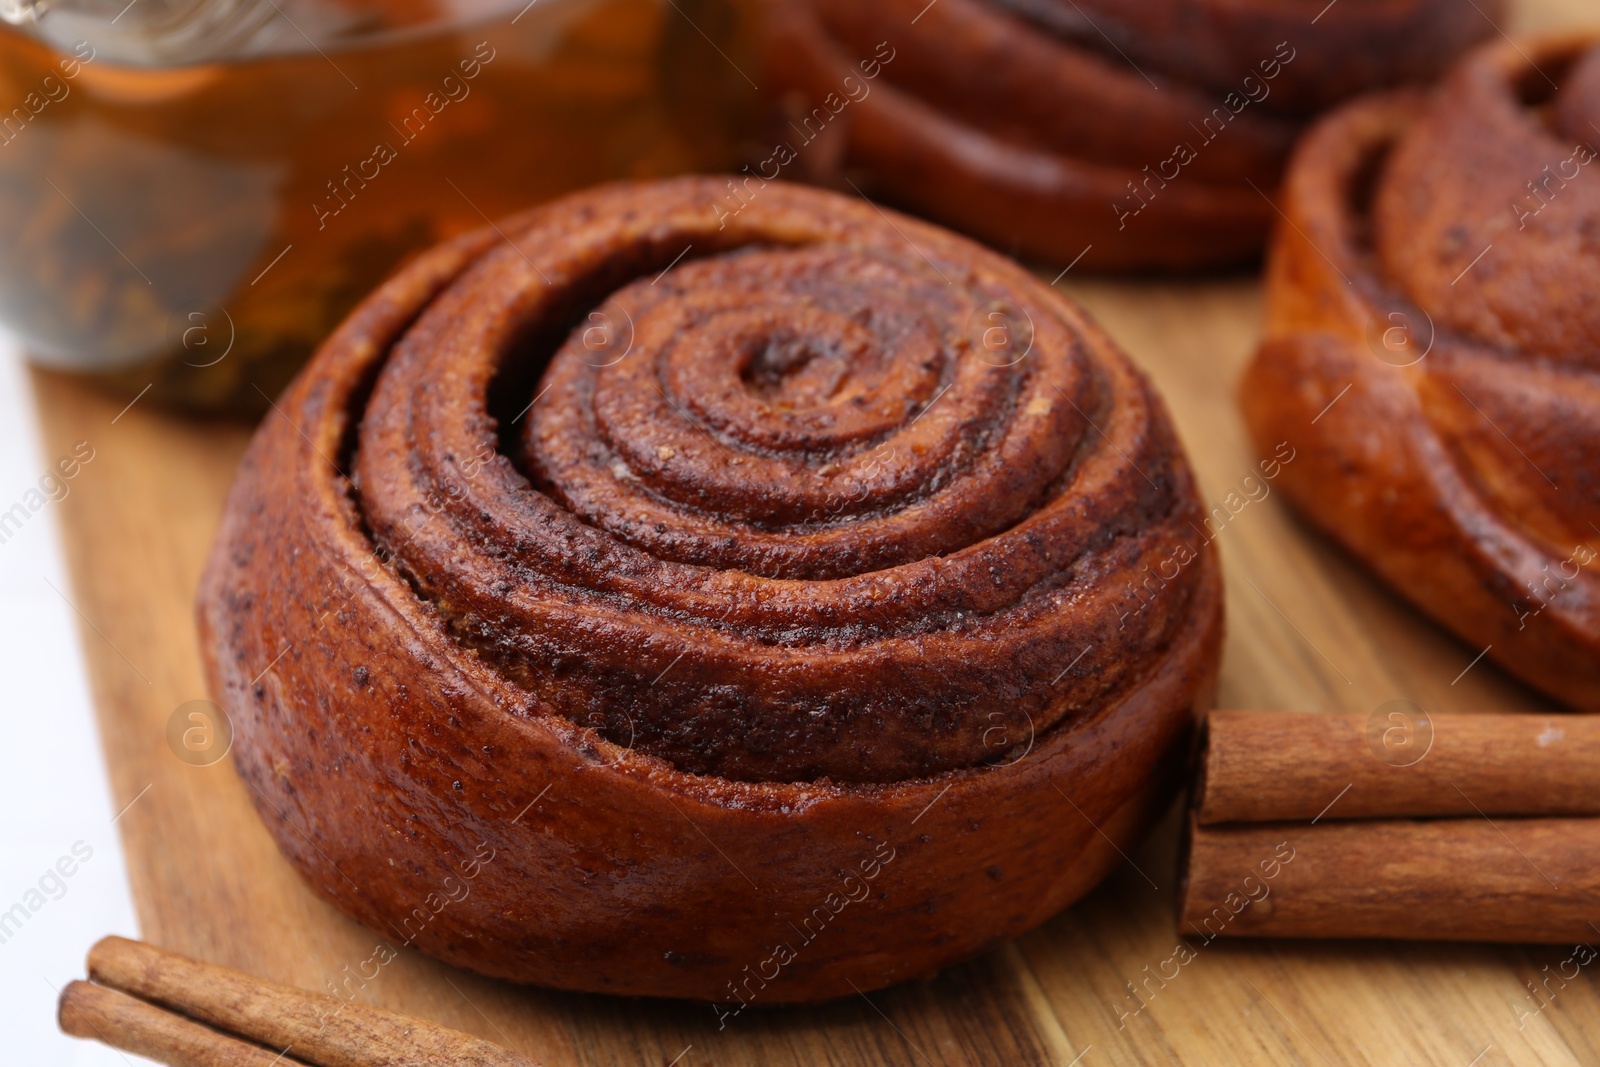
[1240,32,1600,710]
[762,0,1502,270]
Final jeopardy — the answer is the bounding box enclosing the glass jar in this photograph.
[0,0,761,411]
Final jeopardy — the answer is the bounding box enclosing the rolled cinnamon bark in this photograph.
[1179,816,1600,943]
[1197,710,1600,825]
[59,981,301,1067]
[63,937,534,1067]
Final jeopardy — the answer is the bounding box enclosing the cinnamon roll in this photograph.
[762,0,1500,270]
[198,177,1222,1001]
[1241,34,1600,709]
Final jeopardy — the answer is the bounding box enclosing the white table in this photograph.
[0,344,147,1062]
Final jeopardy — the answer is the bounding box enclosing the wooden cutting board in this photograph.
[35,5,1597,1061]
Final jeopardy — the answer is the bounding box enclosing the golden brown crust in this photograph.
[199,177,1222,1001]
[1241,35,1600,709]
[763,0,1500,270]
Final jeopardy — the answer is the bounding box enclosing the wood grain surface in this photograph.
[34,2,1598,1061]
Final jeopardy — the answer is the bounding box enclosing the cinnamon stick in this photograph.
[59,981,307,1067]
[1179,814,1600,943]
[60,937,537,1067]
[1196,710,1600,824]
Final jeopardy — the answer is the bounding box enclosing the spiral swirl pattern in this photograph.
[1243,34,1600,709]
[201,177,1221,999]
[347,179,1208,782]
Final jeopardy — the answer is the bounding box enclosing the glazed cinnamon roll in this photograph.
[199,177,1221,1001]
[1241,34,1600,709]
[762,0,1499,269]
